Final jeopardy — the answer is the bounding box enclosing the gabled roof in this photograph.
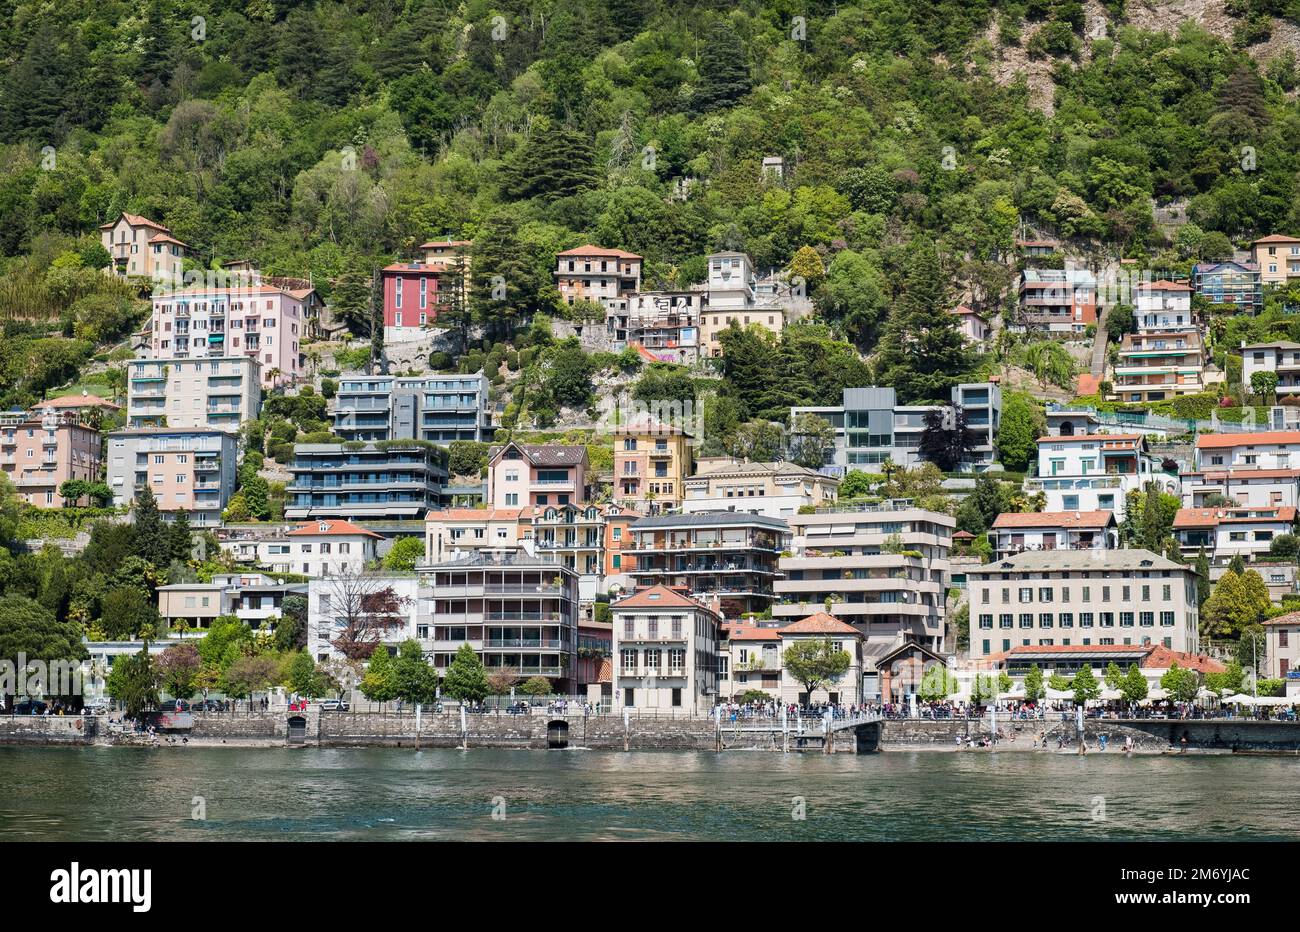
[148,233,188,247]
[778,611,860,637]
[614,584,715,614]
[490,441,588,468]
[420,239,472,249]
[1195,430,1300,450]
[557,244,642,260]
[287,519,381,539]
[1137,279,1193,292]
[100,212,170,232]
[1252,234,1300,246]
[991,510,1116,530]
[1264,610,1300,627]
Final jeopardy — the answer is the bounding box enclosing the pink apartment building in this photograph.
[0,404,105,507]
[149,285,306,387]
[487,442,589,509]
[100,212,189,282]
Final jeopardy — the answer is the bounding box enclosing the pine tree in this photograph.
[873,242,972,404]
[503,122,601,201]
[1195,548,1211,608]
[693,22,752,113]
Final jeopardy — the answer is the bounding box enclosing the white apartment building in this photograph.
[1173,505,1296,563]
[224,520,382,577]
[307,575,422,664]
[1133,280,1194,332]
[1194,431,1300,471]
[681,459,839,519]
[126,356,261,433]
[1180,468,1300,508]
[773,503,953,652]
[1241,341,1300,394]
[612,584,722,713]
[967,549,1201,662]
[1027,433,1174,521]
[987,510,1119,560]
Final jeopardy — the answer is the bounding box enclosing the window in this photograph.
[1079,612,1094,628]
[1038,587,1053,602]
[1059,613,1073,628]
[979,614,993,629]
[1160,612,1175,627]
[1018,613,1033,629]
[1120,612,1134,627]
[1019,588,1033,603]
[1100,612,1114,627]
[999,614,1013,629]
[1140,612,1154,627]
[1039,613,1053,628]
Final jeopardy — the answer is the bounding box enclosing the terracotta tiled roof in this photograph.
[100,212,170,231]
[1184,468,1300,481]
[1140,645,1225,674]
[420,239,472,249]
[1252,234,1300,245]
[778,612,859,636]
[287,519,381,539]
[1263,611,1300,627]
[1173,506,1296,529]
[37,394,120,410]
[1036,433,1144,443]
[1138,279,1193,292]
[614,584,714,613]
[557,244,642,260]
[426,508,533,522]
[991,510,1115,530]
[723,624,782,641]
[148,233,188,246]
[1196,431,1300,450]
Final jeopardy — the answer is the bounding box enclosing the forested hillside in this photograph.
[1,0,1300,388]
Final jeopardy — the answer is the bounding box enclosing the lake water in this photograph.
[2,746,1297,841]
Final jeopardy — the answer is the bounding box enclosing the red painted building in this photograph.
[381,263,442,331]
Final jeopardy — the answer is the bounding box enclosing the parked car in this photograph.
[197,699,224,712]
[12,699,48,715]
[319,698,350,712]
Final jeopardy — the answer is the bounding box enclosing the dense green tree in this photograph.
[1071,665,1100,705]
[873,242,972,404]
[106,646,158,719]
[997,393,1045,473]
[442,643,489,704]
[692,21,751,113]
[383,536,426,572]
[782,638,851,701]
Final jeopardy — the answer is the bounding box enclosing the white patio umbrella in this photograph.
[1099,687,1123,702]
[1147,688,1168,700]
[1045,687,1074,701]
[1195,687,1219,701]
[1223,693,1255,705]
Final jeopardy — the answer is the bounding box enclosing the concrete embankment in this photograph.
[6,712,1300,754]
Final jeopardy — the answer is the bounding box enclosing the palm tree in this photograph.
[1023,340,1076,390]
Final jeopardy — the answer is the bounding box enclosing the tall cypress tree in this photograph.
[131,485,171,570]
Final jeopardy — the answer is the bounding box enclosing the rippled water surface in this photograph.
[1,746,1297,840]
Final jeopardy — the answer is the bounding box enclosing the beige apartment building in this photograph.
[682,459,839,519]
[1264,610,1300,680]
[106,428,239,526]
[967,549,1200,662]
[612,584,722,713]
[554,245,643,315]
[0,406,104,507]
[424,507,535,563]
[126,356,262,433]
[100,212,189,282]
[1113,330,1206,403]
[773,503,954,652]
[1251,235,1300,287]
